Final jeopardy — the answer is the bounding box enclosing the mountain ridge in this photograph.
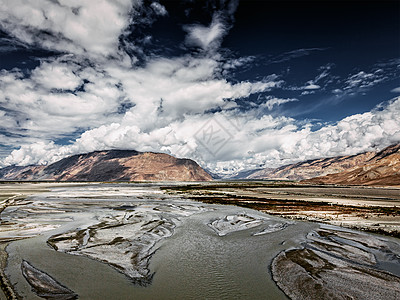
[0,150,212,182]
[2,144,399,185]
[303,144,400,186]
[241,143,400,186]
[245,151,376,181]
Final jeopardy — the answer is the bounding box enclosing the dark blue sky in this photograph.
[0,0,399,174]
[147,1,400,120]
[226,0,400,120]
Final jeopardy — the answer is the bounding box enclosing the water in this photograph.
[2,184,398,299]
[148,207,315,300]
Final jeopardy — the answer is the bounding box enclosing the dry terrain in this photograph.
[246,143,400,185]
[162,182,400,237]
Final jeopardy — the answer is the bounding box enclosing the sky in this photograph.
[0,0,399,177]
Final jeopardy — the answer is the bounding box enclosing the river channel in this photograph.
[1,183,399,299]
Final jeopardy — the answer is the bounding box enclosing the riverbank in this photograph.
[271,226,400,300]
[0,183,53,299]
[162,182,400,238]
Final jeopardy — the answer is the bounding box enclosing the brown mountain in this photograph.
[247,151,376,181]
[0,150,212,182]
[246,144,400,186]
[304,144,400,186]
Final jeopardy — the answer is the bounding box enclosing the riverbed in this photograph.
[0,183,399,299]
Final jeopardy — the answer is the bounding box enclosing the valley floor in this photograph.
[162,181,400,238]
[0,181,399,299]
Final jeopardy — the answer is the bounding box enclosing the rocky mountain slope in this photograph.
[0,150,212,182]
[245,143,400,185]
[304,144,400,186]
[247,152,376,181]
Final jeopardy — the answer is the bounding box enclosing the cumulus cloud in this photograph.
[206,96,400,175]
[0,0,280,171]
[2,141,68,166]
[0,0,137,59]
[0,48,281,168]
[1,0,399,178]
[31,59,83,90]
[288,97,400,157]
[4,96,400,178]
[0,55,127,149]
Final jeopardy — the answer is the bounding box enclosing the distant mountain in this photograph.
[304,144,400,186]
[243,143,400,186]
[246,152,376,181]
[226,168,266,180]
[0,150,212,182]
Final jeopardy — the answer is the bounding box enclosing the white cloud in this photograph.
[184,14,227,51]
[150,2,168,16]
[300,65,333,91]
[1,0,399,178]
[4,96,400,178]
[207,97,400,176]
[314,64,332,82]
[0,56,126,146]
[303,83,320,90]
[332,88,343,94]
[301,90,315,96]
[0,51,281,167]
[222,56,256,71]
[268,48,329,64]
[0,0,136,59]
[391,87,400,93]
[343,70,386,93]
[287,63,394,98]
[295,98,400,157]
[2,141,65,166]
[264,97,298,110]
[31,60,83,90]
[103,56,280,129]
[286,78,322,92]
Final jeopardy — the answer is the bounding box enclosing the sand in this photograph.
[271,227,400,300]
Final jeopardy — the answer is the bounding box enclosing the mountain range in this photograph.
[0,144,399,185]
[303,144,400,186]
[244,143,400,186]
